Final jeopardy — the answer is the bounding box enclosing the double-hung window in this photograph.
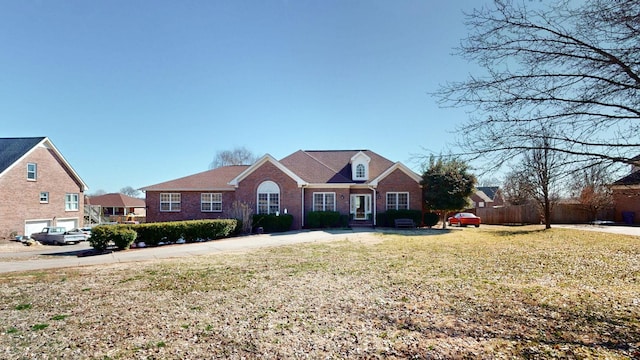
[313,192,336,211]
[65,193,79,211]
[201,193,222,212]
[258,193,280,214]
[160,193,181,212]
[40,192,49,203]
[27,163,37,181]
[386,192,409,210]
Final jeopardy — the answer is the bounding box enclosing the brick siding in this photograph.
[0,147,84,238]
[612,187,640,224]
[144,162,422,231]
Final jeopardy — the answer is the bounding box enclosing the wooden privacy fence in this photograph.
[477,203,615,225]
[477,205,540,225]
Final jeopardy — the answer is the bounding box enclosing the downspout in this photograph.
[301,185,305,228]
[369,186,377,226]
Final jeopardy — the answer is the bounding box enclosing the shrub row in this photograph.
[306,211,349,229]
[252,214,293,233]
[89,219,238,250]
[132,219,238,245]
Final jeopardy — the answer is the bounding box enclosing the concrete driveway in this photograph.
[553,224,640,237]
[0,229,378,274]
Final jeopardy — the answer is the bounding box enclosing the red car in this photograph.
[447,212,481,227]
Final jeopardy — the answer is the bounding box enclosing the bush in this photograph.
[88,226,111,251]
[252,214,293,233]
[306,211,342,228]
[377,210,422,227]
[112,228,137,250]
[423,212,439,228]
[88,226,138,251]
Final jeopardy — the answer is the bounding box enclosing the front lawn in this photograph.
[0,226,638,359]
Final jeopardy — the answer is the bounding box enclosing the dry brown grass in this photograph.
[1,226,639,359]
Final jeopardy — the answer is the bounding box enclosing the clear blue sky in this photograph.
[1,0,486,194]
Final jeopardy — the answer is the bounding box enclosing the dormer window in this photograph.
[350,151,371,181]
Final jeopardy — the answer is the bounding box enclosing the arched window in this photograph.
[257,181,280,214]
[355,164,365,179]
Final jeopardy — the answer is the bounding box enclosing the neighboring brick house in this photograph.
[471,186,505,209]
[141,150,422,229]
[0,137,88,238]
[611,156,640,224]
[86,193,146,223]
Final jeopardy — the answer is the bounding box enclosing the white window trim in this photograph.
[313,192,336,212]
[40,192,49,204]
[257,181,280,215]
[386,192,409,210]
[27,163,37,181]
[201,193,223,212]
[65,193,79,211]
[160,193,181,212]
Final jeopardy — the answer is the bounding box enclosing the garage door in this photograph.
[56,218,78,231]
[25,220,51,237]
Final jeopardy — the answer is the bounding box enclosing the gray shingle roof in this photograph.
[612,170,640,186]
[0,137,46,174]
[477,186,499,200]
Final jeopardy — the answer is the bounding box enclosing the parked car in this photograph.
[448,212,481,227]
[69,227,92,241]
[30,227,87,245]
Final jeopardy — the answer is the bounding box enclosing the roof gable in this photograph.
[0,137,88,191]
[280,150,396,184]
[369,162,422,186]
[229,154,307,187]
[477,186,500,201]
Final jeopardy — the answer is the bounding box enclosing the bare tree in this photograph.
[88,189,107,197]
[120,186,141,198]
[502,170,533,206]
[229,200,254,234]
[521,135,565,229]
[437,0,640,170]
[570,163,614,222]
[209,147,259,169]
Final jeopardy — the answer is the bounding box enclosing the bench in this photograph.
[394,218,416,228]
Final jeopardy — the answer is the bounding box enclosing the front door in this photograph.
[350,194,372,220]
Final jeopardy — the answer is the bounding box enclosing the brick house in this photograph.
[141,150,422,229]
[470,186,505,209]
[611,156,640,224]
[86,193,146,223]
[0,137,88,238]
